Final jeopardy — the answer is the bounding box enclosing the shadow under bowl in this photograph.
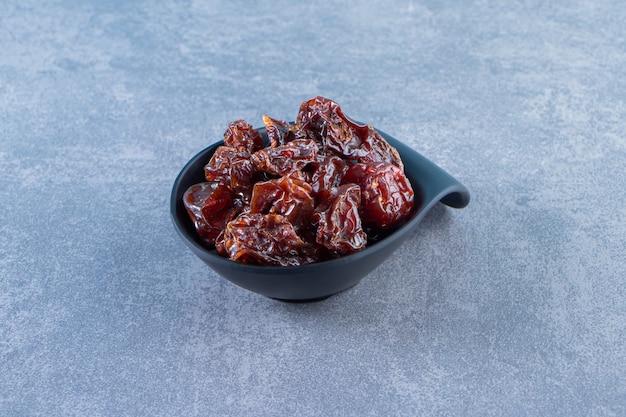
[170,127,470,302]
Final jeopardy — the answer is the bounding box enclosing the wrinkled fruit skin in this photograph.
[309,155,347,196]
[217,213,318,266]
[295,96,370,158]
[250,138,318,176]
[358,127,404,170]
[313,184,367,256]
[342,162,414,229]
[185,96,416,266]
[223,119,263,153]
[262,115,294,147]
[183,182,241,245]
[204,146,258,199]
[249,176,315,231]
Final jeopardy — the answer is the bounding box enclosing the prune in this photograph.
[262,115,294,147]
[308,155,347,195]
[342,162,414,229]
[183,182,241,245]
[358,127,404,170]
[250,138,318,176]
[249,176,315,231]
[204,146,258,198]
[217,213,318,266]
[313,184,367,256]
[223,120,263,153]
[295,96,370,158]
[204,146,233,184]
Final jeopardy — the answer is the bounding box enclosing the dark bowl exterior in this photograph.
[170,128,469,301]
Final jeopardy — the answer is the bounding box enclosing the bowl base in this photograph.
[271,294,333,303]
[270,282,360,302]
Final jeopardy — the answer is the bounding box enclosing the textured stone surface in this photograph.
[1,1,625,416]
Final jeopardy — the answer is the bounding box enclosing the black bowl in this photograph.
[170,127,469,301]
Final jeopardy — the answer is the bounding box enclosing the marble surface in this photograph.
[2,1,625,416]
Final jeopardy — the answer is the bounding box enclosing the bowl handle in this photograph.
[439,185,470,209]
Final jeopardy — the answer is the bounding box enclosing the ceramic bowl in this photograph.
[170,127,469,301]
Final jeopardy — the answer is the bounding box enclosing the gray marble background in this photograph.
[1,1,625,416]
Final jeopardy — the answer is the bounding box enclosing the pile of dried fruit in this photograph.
[183,96,415,266]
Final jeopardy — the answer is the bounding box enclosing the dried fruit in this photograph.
[217,213,318,266]
[184,96,415,266]
[313,184,367,256]
[183,182,241,245]
[250,138,318,176]
[223,119,263,153]
[342,162,414,229]
[249,176,315,231]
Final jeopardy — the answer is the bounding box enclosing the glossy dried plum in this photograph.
[183,182,241,245]
[204,146,258,198]
[262,115,294,147]
[219,213,318,266]
[249,176,315,231]
[250,138,318,176]
[342,162,414,229]
[308,155,347,196]
[313,184,367,256]
[223,120,262,153]
[295,96,370,158]
[358,127,404,170]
